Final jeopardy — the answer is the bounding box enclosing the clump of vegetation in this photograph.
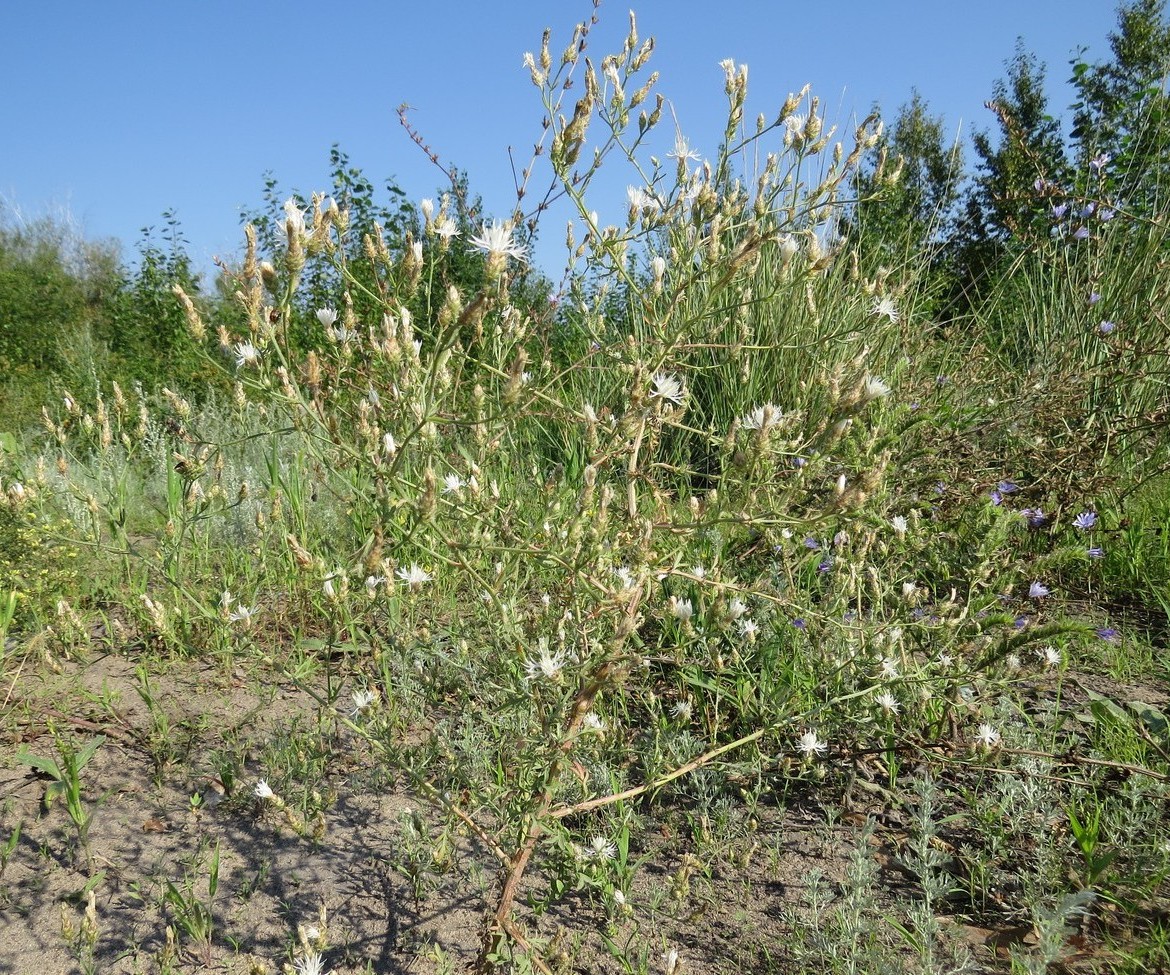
[2,3,1169,973]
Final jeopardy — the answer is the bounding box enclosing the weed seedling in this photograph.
[18,727,105,867]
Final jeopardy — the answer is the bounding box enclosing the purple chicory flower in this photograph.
[818,558,834,573]
[1079,203,1096,218]
[792,618,807,630]
[1051,203,1069,219]
[1099,207,1115,221]
[1088,291,1102,305]
[1020,508,1047,528]
[1029,581,1051,599]
[1073,511,1098,530]
[1096,626,1119,641]
[1099,321,1116,335]
[1014,616,1030,630]
[998,480,1019,495]
[1089,152,1111,172]
[803,537,820,550]
[1088,546,1105,559]
[1073,226,1090,240]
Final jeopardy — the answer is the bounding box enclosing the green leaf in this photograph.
[17,751,63,781]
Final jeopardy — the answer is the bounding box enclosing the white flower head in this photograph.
[740,404,783,432]
[973,723,1001,750]
[254,779,276,800]
[871,296,900,322]
[468,220,527,264]
[293,950,332,975]
[649,372,685,406]
[727,598,748,620]
[875,691,900,714]
[442,473,465,495]
[890,514,908,537]
[282,197,308,244]
[587,835,617,861]
[668,596,694,622]
[229,603,259,626]
[582,711,606,733]
[396,563,433,589]
[524,640,568,682]
[862,376,891,402]
[739,617,759,641]
[233,341,262,369]
[350,688,377,715]
[316,307,338,328]
[796,729,827,758]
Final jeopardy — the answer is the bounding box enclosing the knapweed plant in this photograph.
[7,7,1167,973]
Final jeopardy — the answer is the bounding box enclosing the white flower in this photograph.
[293,950,332,975]
[467,220,527,263]
[796,729,827,758]
[323,568,344,599]
[229,603,259,626]
[739,618,759,640]
[396,563,432,588]
[862,376,891,402]
[233,341,261,368]
[524,641,567,681]
[875,691,900,714]
[316,307,338,328]
[667,133,702,163]
[410,241,423,264]
[627,185,661,212]
[902,581,918,599]
[651,255,667,280]
[350,688,377,715]
[613,889,627,907]
[670,700,693,721]
[254,779,275,800]
[1006,653,1022,671]
[777,233,800,260]
[382,432,398,457]
[434,216,459,241]
[282,198,307,243]
[691,564,706,580]
[442,473,465,495]
[871,296,900,322]
[890,515,908,537]
[662,948,681,975]
[649,372,685,405]
[614,566,636,590]
[220,589,234,611]
[973,723,1001,749]
[419,198,434,221]
[740,404,783,432]
[582,712,606,733]
[364,575,383,595]
[1039,645,1061,668]
[669,596,694,622]
[587,835,617,861]
[880,656,899,679]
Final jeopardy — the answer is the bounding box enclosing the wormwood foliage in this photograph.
[3,7,1169,974]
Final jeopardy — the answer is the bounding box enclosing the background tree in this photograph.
[949,41,1070,313]
[1070,0,1170,217]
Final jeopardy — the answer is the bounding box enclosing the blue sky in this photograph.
[3,1,1128,280]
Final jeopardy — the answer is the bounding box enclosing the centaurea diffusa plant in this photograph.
[9,6,1152,973]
